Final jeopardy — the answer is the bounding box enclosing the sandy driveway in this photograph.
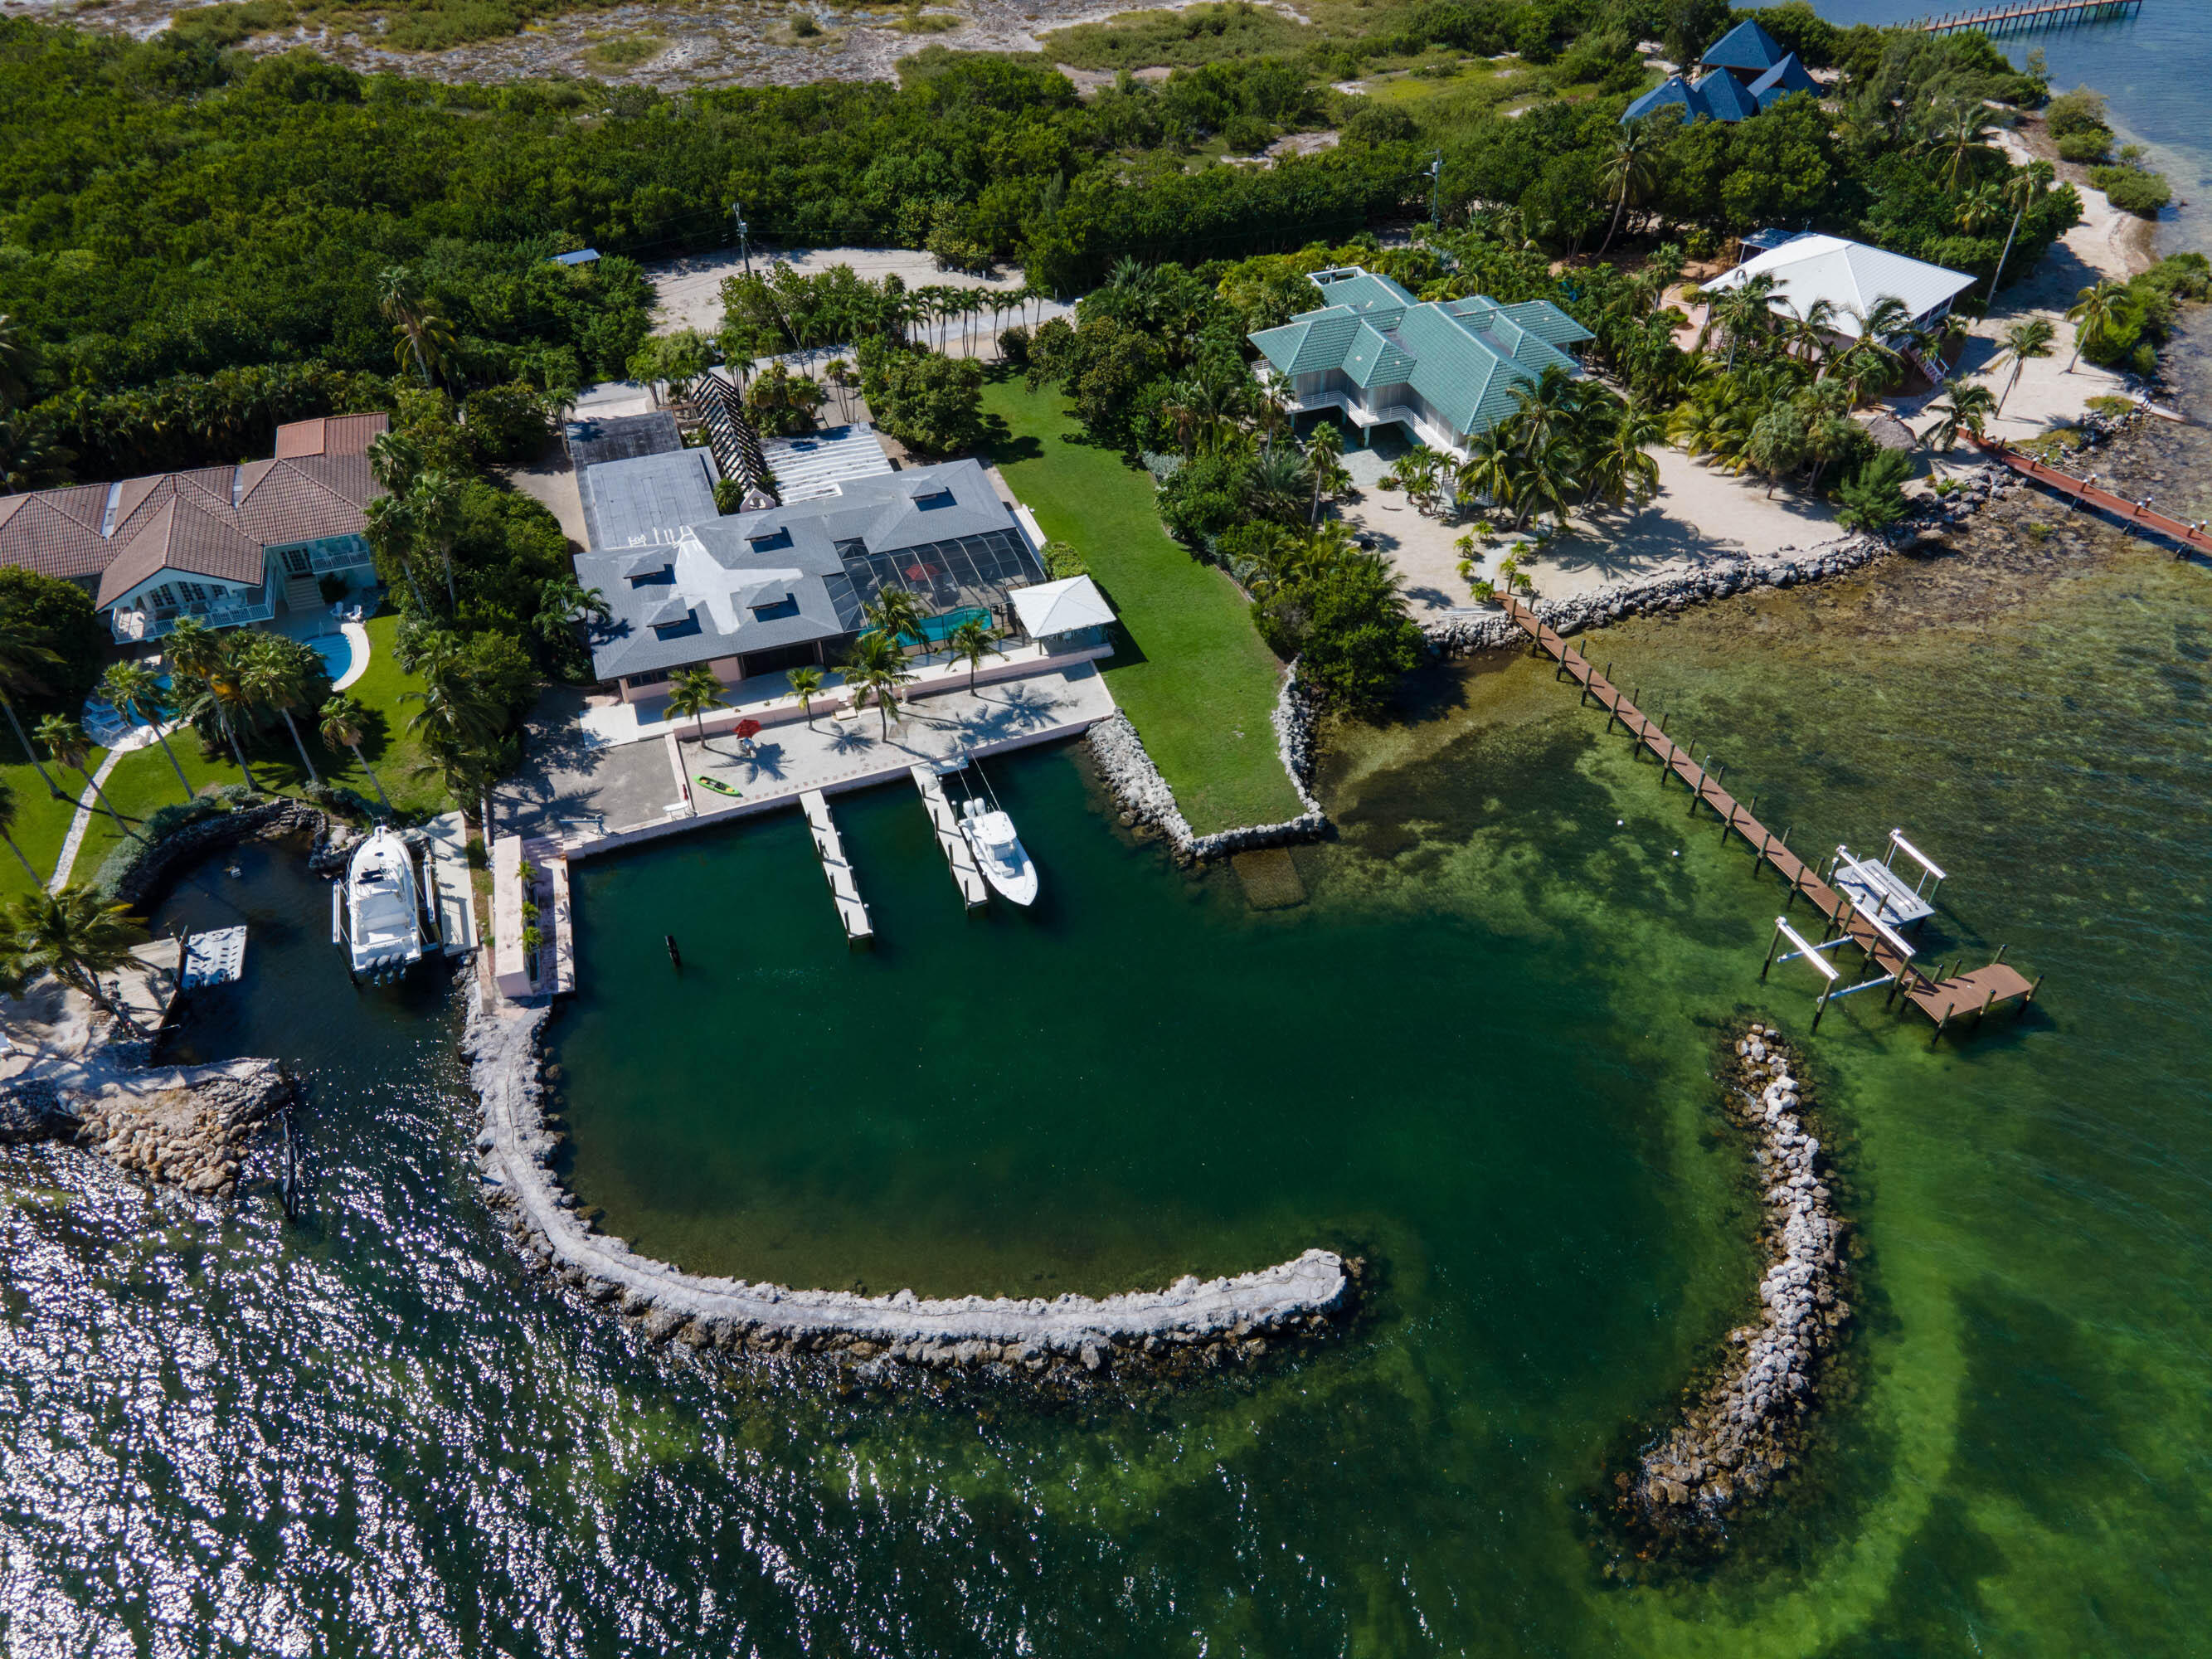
[1335,445,1846,611]
[649,246,1069,338]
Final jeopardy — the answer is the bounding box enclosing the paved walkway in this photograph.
[505,665,1116,851]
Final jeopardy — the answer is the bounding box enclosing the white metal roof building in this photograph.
[1008,574,1115,644]
[1701,234,1976,336]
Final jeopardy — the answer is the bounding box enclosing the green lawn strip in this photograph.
[20,613,454,899]
[980,378,1301,834]
[0,746,99,900]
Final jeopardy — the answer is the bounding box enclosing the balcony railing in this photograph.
[110,597,276,643]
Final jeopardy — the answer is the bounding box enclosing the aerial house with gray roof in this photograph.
[575,455,1048,702]
[1247,267,1594,460]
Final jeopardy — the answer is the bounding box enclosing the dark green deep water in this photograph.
[8,460,2204,1652]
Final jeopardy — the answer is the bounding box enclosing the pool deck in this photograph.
[500,663,1119,861]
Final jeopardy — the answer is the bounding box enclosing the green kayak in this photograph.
[696,776,741,798]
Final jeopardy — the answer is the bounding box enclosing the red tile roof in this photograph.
[0,418,386,606]
[95,499,268,608]
[273,412,388,459]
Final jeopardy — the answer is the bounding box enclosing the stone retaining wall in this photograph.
[1422,531,1894,660]
[112,795,342,908]
[463,983,1355,1380]
[1086,664,1328,863]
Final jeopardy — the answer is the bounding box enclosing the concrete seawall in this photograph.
[464,986,1355,1379]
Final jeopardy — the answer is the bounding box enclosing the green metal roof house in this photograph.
[1247,267,1594,457]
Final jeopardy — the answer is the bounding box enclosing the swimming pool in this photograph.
[307,631,357,684]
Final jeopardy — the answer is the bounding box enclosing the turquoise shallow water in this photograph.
[1801,0,2211,253]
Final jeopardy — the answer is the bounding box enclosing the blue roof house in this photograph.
[1247,267,1593,460]
[1621,18,1821,126]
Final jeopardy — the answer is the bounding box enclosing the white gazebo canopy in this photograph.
[1009,574,1115,638]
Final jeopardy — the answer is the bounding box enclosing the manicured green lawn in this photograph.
[981,377,1302,834]
[0,613,452,902]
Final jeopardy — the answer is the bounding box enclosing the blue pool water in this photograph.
[307,632,355,683]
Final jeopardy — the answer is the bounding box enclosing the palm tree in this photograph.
[0,613,66,800]
[0,310,27,409]
[1456,426,1518,518]
[365,496,430,614]
[2064,279,2127,373]
[946,617,999,692]
[665,665,727,748]
[1986,162,2053,306]
[381,267,456,387]
[1926,99,1996,193]
[1594,398,1665,507]
[5,886,149,1036]
[0,775,37,882]
[533,575,610,646]
[1305,421,1344,524]
[1955,181,2006,235]
[318,693,390,814]
[99,662,189,796]
[410,469,465,613]
[1927,379,1999,450]
[195,645,263,786]
[1598,120,1659,255]
[1699,274,1782,372]
[1245,444,1312,525]
[841,630,914,737]
[238,633,320,785]
[863,587,927,654]
[33,714,133,839]
[1993,317,2056,414]
[788,664,824,722]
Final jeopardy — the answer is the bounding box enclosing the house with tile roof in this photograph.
[0,415,387,641]
[1621,17,1820,126]
[1247,267,1594,460]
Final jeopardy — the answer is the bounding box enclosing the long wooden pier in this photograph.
[1971,435,2212,559]
[1913,0,2138,36]
[1498,597,2039,1037]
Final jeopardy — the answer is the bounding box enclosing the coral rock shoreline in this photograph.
[464,985,1357,1381]
[0,1061,292,1199]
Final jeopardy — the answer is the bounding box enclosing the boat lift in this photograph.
[1825,830,1946,932]
[1760,914,1898,1031]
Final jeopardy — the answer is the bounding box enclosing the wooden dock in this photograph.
[1499,597,2039,1036]
[1971,435,2212,559]
[800,789,873,945]
[1913,0,2138,36]
[911,764,989,910]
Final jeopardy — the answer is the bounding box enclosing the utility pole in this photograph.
[1429,151,1443,230]
[732,199,752,278]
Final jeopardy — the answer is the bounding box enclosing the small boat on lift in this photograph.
[960,794,1038,907]
[333,825,427,983]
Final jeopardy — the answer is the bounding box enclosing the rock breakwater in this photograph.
[0,1060,293,1198]
[1087,662,1327,863]
[1423,533,1894,659]
[464,985,1355,1382]
[1614,1024,1850,1544]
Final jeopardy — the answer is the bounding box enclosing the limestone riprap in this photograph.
[464,985,1353,1378]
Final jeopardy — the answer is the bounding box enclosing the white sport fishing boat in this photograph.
[333,825,426,982]
[960,795,1038,907]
